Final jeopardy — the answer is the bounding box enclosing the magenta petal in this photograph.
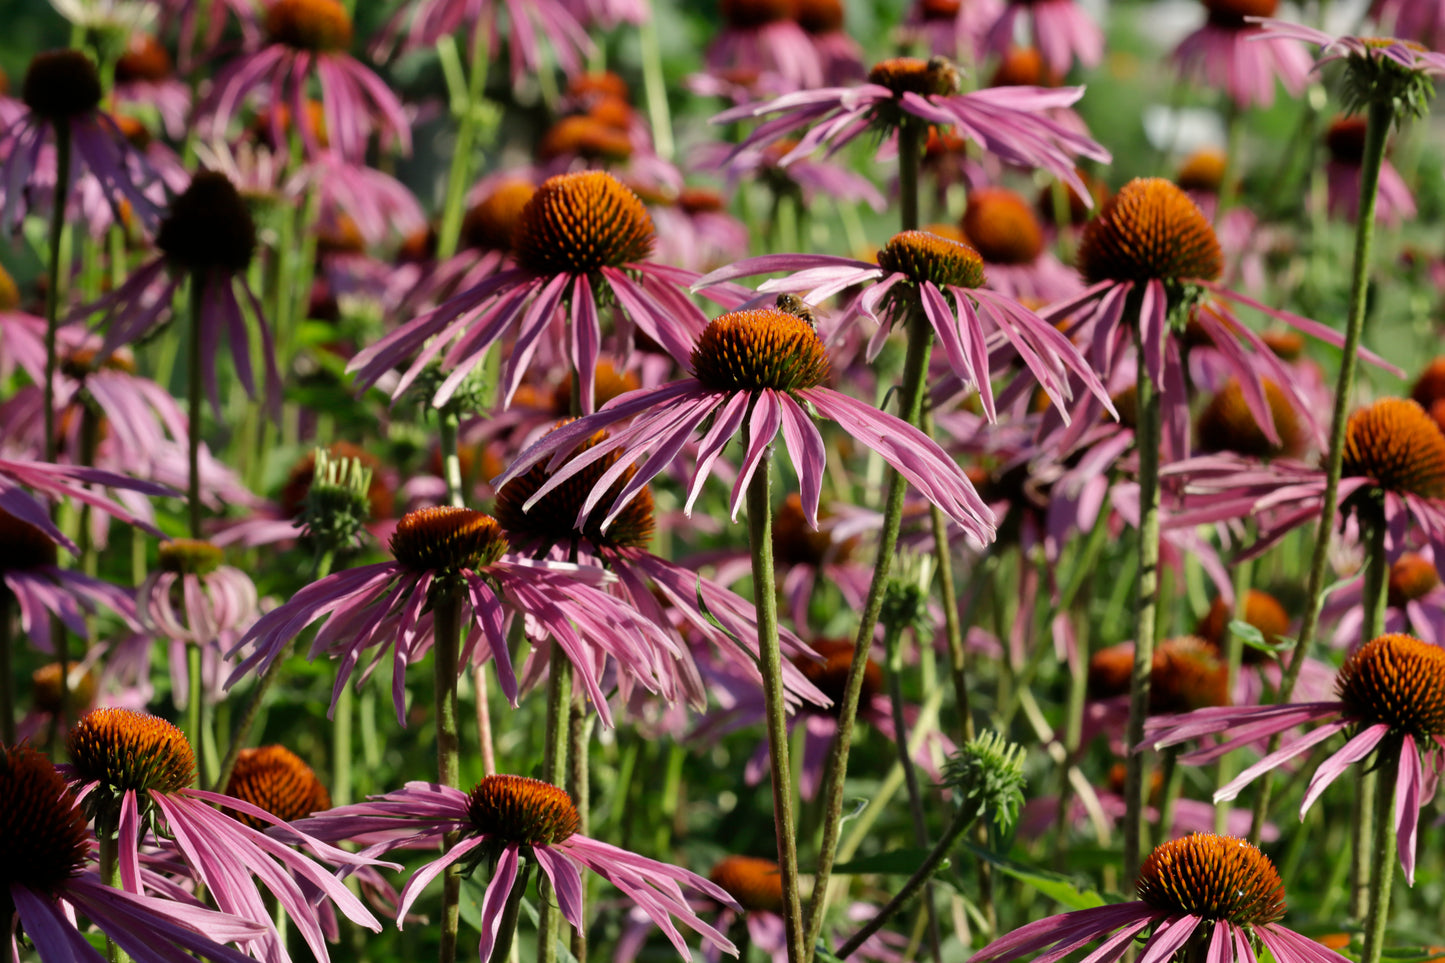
[1395,734,1422,885]
[398,835,486,924]
[475,844,521,963]
[1301,722,1389,815]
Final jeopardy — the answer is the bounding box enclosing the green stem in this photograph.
[1214,553,1253,834]
[1360,745,1400,963]
[434,585,465,963]
[882,618,942,963]
[332,685,354,806]
[436,26,492,262]
[1360,510,1389,643]
[43,124,72,466]
[187,644,205,782]
[538,650,573,963]
[1123,316,1162,884]
[746,455,806,963]
[98,820,133,963]
[439,409,466,508]
[922,410,973,745]
[214,549,335,793]
[568,699,594,963]
[835,803,980,959]
[1251,97,1392,842]
[1349,512,1388,921]
[638,14,674,162]
[488,862,533,963]
[804,309,935,959]
[1155,747,1182,842]
[1350,767,1377,923]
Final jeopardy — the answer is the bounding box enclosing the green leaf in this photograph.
[1228,620,1295,654]
[961,843,1108,911]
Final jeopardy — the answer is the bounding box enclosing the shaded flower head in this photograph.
[1195,589,1291,660]
[1,744,90,899]
[1388,553,1440,607]
[1077,178,1223,285]
[67,707,195,808]
[1196,377,1305,458]
[264,0,353,50]
[224,745,331,828]
[156,170,256,276]
[691,306,830,392]
[961,188,1045,266]
[877,229,986,290]
[388,506,509,574]
[795,638,883,714]
[1201,0,1278,28]
[708,856,785,913]
[22,48,102,120]
[1258,21,1445,120]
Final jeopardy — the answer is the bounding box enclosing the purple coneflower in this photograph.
[349,171,720,414]
[795,0,864,85]
[1041,178,1349,456]
[902,0,1003,62]
[113,34,191,140]
[229,506,683,725]
[203,0,411,162]
[371,0,591,82]
[960,186,1080,303]
[290,775,738,961]
[697,230,1108,423]
[0,454,168,552]
[0,49,160,233]
[1325,551,1445,647]
[1371,0,1445,49]
[494,305,994,541]
[1167,398,1445,557]
[1172,0,1310,108]
[706,0,825,92]
[1258,20,1445,77]
[983,0,1103,78]
[970,833,1350,963]
[95,170,279,414]
[493,425,828,710]
[2,744,267,963]
[62,708,385,962]
[715,56,1108,199]
[1144,633,1445,884]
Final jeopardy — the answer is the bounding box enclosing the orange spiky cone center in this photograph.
[224,745,331,829]
[1389,554,1440,607]
[390,507,509,573]
[265,0,353,51]
[795,639,883,713]
[513,171,655,275]
[1136,834,1286,924]
[867,56,960,97]
[1341,399,1445,498]
[0,745,90,896]
[1196,378,1305,459]
[877,230,987,289]
[691,307,830,392]
[467,775,581,845]
[1336,634,1445,738]
[1077,178,1223,284]
[962,188,1045,265]
[67,708,196,793]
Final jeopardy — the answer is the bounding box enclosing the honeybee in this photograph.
[774,293,817,329]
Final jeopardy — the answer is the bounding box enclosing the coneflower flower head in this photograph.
[157,537,224,577]
[494,426,656,551]
[467,774,581,847]
[877,230,986,291]
[156,171,256,276]
[1259,21,1445,121]
[1,744,90,899]
[1336,633,1445,740]
[264,0,353,51]
[1388,553,1440,607]
[708,856,784,913]
[0,506,61,570]
[1077,178,1223,287]
[67,708,196,818]
[22,49,103,120]
[1196,377,1305,458]
[962,188,1045,266]
[513,171,654,276]
[1341,398,1445,498]
[691,305,830,393]
[1135,834,1285,924]
[224,745,331,829]
[1201,0,1277,27]
[388,506,510,576]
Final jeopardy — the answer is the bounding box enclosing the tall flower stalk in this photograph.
[1247,26,1445,840]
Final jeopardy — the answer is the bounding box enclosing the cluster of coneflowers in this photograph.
[5,1,1445,963]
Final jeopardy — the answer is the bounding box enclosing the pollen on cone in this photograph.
[1136,834,1286,924]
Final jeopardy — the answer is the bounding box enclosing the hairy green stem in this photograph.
[436,26,492,261]
[804,310,935,958]
[1348,512,1389,921]
[1123,317,1162,884]
[1251,97,1392,843]
[538,651,573,963]
[746,455,807,963]
[434,586,465,963]
[1360,745,1400,963]
[439,408,466,508]
[638,15,674,161]
[882,618,943,963]
[1214,554,1253,834]
[835,803,981,959]
[98,820,133,963]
